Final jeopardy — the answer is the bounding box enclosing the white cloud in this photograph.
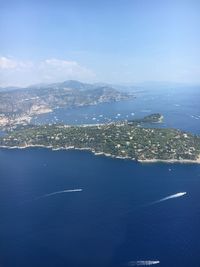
[0,57,18,69]
[38,58,95,83]
[0,57,96,87]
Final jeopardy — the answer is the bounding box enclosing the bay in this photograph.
[1,87,200,267]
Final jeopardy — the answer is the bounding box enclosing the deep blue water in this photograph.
[0,149,200,267]
[1,87,200,267]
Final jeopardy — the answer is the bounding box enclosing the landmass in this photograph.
[1,118,200,163]
[128,113,164,124]
[0,80,132,129]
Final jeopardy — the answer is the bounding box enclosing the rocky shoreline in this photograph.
[1,144,200,164]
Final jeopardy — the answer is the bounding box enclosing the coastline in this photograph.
[138,157,200,164]
[0,144,200,164]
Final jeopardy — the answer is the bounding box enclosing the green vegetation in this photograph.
[128,113,163,125]
[1,121,200,162]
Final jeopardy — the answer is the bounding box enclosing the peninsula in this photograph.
[0,119,200,163]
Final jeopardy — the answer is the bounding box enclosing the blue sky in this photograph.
[0,0,200,86]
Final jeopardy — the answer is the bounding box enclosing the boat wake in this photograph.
[128,260,160,266]
[36,189,83,199]
[120,192,187,217]
[147,192,187,206]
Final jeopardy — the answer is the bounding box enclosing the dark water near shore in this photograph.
[1,87,200,267]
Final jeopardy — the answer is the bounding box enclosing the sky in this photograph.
[0,0,200,87]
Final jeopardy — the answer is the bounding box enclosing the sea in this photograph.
[0,86,200,267]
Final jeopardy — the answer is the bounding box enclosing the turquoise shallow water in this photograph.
[0,87,200,267]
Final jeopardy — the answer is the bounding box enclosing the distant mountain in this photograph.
[0,86,21,92]
[26,80,95,91]
[0,80,133,128]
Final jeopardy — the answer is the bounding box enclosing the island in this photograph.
[0,119,200,163]
[128,113,164,125]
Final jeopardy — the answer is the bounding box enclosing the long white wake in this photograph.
[36,189,83,199]
[148,192,186,206]
[128,260,160,266]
